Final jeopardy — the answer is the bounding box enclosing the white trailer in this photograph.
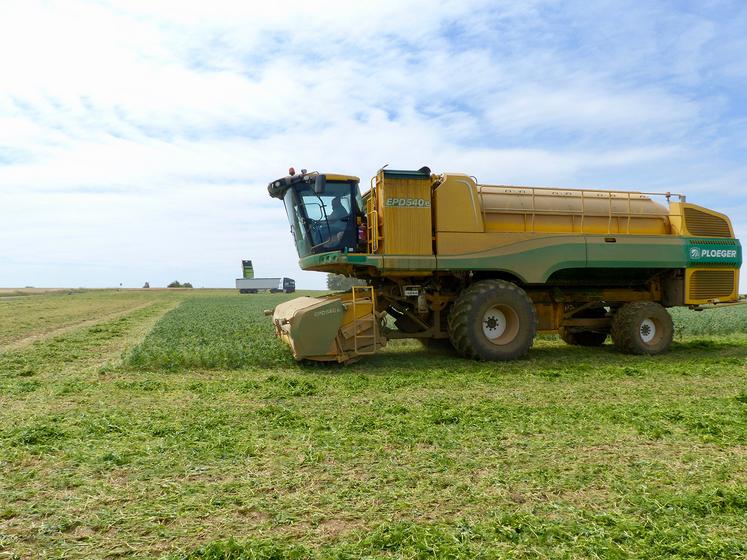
[235,277,295,294]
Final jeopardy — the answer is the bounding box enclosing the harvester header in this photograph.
[267,166,742,363]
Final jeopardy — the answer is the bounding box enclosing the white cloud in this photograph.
[486,86,697,135]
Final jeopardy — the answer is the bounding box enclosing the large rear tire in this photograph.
[448,280,537,361]
[611,301,673,355]
[559,307,608,347]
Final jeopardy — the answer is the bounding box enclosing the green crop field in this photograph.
[1,289,747,559]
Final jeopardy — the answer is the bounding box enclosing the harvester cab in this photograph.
[267,168,381,363]
[268,168,364,258]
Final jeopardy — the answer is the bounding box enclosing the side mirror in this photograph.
[314,174,326,194]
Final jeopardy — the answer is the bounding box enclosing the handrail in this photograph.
[367,209,378,253]
[478,207,673,217]
[366,178,379,253]
[478,183,686,201]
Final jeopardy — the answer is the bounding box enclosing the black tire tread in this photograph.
[611,301,673,355]
[448,279,537,360]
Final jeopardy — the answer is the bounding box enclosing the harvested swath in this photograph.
[124,293,747,371]
[125,295,296,370]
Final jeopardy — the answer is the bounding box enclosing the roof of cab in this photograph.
[324,173,360,182]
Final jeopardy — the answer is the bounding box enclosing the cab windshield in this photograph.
[283,180,359,257]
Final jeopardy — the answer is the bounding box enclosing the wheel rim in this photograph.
[639,317,663,345]
[483,308,506,338]
[482,304,520,345]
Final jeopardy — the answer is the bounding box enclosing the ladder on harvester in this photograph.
[352,285,377,355]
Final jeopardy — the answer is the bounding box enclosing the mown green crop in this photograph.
[4,290,747,559]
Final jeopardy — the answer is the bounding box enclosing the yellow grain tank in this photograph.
[433,174,672,237]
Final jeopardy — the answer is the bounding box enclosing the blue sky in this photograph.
[1,0,746,290]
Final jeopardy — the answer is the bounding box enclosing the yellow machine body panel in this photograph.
[669,202,735,238]
[325,173,360,183]
[374,169,433,255]
[685,268,740,305]
[367,171,737,257]
[433,174,484,233]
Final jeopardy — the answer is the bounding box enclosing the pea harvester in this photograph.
[266,166,742,363]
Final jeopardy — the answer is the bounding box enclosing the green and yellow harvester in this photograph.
[267,167,742,363]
